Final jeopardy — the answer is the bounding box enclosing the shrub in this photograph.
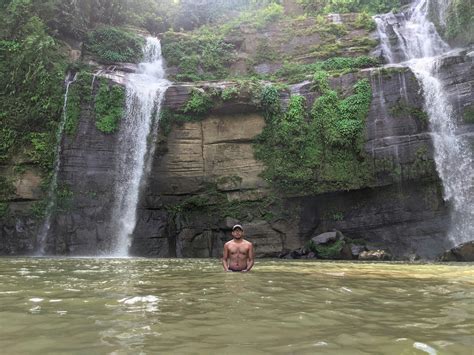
[28,132,56,172]
[255,73,373,195]
[259,85,282,120]
[355,11,377,31]
[94,81,125,133]
[221,87,239,101]
[308,239,345,259]
[162,31,234,81]
[85,26,144,64]
[183,89,213,115]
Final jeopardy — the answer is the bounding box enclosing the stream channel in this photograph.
[0,258,472,354]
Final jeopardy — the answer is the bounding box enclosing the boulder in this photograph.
[439,241,474,262]
[311,231,339,245]
[359,249,393,261]
[350,244,367,258]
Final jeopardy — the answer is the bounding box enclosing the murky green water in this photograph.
[0,258,472,354]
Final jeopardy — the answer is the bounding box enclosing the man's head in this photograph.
[232,224,244,239]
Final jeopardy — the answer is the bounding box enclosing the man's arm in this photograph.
[222,243,229,271]
[244,243,254,272]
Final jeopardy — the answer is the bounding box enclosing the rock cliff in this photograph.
[1,6,472,259]
[2,48,472,258]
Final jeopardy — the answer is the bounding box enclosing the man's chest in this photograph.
[229,245,248,255]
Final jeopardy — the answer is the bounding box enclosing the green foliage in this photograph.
[173,0,279,31]
[161,1,287,82]
[30,199,48,219]
[94,80,125,133]
[254,40,278,64]
[403,146,437,181]
[313,70,330,92]
[162,31,235,81]
[183,89,213,115]
[28,132,56,172]
[255,75,373,195]
[463,107,474,124]
[268,56,379,83]
[166,195,211,214]
[160,80,268,135]
[390,100,428,127]
[0,202,8,217]
[85,26,144,64]
[64,72,93,135]
[159,87,218,134]
[260,85,282,119]
[239,2,284,29]
[159,109,192,136]
[297,0,400,15]
[444,0,474,45]
[355,12,377,31]
[331,211,344,221]
[221,87,239,101]
[56,184,73,211]
[165,182,281,224]
[0,127,16,162]
[0,176,15,200]
[308,239,345,259]
[0,15,66,166]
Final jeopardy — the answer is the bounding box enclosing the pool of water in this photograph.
[0,258,472,354]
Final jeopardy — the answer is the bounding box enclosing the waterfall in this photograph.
[109,37,170,256]
[375,0,474,245]
[36,72,78,255]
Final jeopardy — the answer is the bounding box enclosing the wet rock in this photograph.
[359,250,393,261]
[280,247,316,259]
[254,63,282,75]
[281,252,294,259]
[439,241,474,262]
[350,244,367,258]
[289,249,304,259]
[405,253,421,262]
[311,231,339,245]
[0,215,38,255]
[113,63,138,73]
[340,243,353,259]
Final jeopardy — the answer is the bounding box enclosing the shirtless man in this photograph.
[222,224,254,272]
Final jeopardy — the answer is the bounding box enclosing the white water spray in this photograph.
[36,72,78,255]
[110,38,170,256]
[375,0,474,244]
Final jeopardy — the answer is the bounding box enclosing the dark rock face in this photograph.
[439,241,474,262]
[436,49,474,130]
[0,213,38,255]
[46,82,120,255]
[297,182,450,260]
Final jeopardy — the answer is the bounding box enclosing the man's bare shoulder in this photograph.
[225,239,252,246]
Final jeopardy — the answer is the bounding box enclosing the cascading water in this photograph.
[375,0,474,244]
[110,37,170,256]
[36,72,78,255]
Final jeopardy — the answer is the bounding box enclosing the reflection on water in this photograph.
[0,258,472,354]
